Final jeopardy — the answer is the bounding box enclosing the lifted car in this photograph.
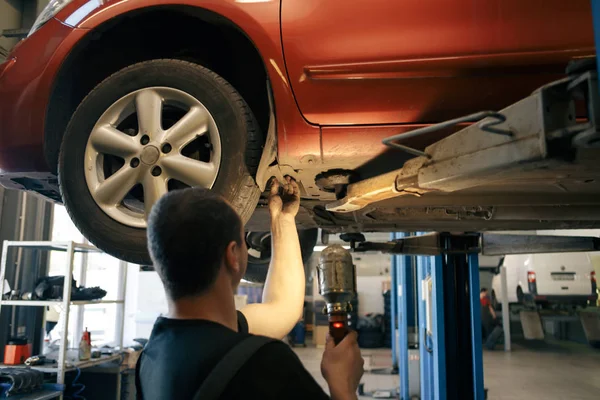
[0,0,598,278]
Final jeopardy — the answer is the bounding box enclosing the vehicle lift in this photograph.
[334,5,600,399]
[346,232,600,400]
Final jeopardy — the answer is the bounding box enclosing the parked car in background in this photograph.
[491,253,598,309]
[0,0,597,277]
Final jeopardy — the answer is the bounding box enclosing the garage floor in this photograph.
[293,340,600,399]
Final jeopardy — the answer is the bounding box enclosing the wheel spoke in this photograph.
[143,175,169,218]
[90,124,140,157]
[94,166,140,206]
[135,89,163,139]
[161,155,217,188]
[163,106,209,148]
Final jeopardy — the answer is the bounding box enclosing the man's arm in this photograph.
[489,305,497,320]
[321,331,364,400]
[241,177,305,339]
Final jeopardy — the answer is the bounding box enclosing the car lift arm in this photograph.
[351,232,600,256]
[327,69,600,214]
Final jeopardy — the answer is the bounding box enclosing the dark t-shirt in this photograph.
[137,311,329,399]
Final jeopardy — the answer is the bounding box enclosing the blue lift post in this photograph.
[392,233,485,399]
[392,232,411,400]
[416,246,447,400]
[438,235,485,400]
[431,254,447,400]
[416,251,432,399]
[468,254,485,399]
[390,233,399,372]
[355,232,600,399]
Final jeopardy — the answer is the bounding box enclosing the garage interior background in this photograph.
[2,1,600,399]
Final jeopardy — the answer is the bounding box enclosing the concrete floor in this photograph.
[294,340,600,399]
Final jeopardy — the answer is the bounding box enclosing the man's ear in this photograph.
[224,240,241,275]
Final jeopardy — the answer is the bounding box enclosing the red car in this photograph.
[0,0,596,277]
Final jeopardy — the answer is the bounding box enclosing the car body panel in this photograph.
[281,0,594,125]
[0,19,88,172]
[0,0,320,174]
[0,0,596,205]
[492,253,596,305]
[61,0,322,168]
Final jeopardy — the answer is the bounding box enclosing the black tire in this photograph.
[58,60,262,264]
[517,286,536,309]
[243,228,319,283]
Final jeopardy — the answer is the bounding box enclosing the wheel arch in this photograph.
[45,5,272,173]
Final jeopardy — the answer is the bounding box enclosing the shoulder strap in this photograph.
[192,335,274,400]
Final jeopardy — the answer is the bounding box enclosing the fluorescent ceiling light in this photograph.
[313,245,350,252]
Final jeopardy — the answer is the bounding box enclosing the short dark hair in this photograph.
[480,288,488,293]
[147,188,242,300]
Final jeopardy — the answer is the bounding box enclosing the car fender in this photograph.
[53,0,320,171]
[518,280,527,294]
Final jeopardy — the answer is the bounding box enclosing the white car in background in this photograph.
[491,253,597,309]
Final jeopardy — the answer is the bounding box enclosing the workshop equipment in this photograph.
[317,245,357,345]
[24,355,56,366]
[3,338,31,365]
[0,368,44,396]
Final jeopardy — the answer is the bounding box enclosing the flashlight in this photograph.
[317,244,357,345]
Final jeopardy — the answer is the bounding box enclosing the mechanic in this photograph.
[480,288,502,350]
[135,177,364,399]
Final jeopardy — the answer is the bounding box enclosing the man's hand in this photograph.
[321,331,364,400]
[269,176,300,220]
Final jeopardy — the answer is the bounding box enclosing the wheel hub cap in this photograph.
[140,145,160,165]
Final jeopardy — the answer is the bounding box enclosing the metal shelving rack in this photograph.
[0,241,127,394]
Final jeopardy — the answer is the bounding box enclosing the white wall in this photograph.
[356,275,388,315]
[131,271,168,340]
[123,264,140,345]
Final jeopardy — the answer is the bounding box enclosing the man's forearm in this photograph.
[241,214,305,339]
[241,178,306,339]
[263,215,305,314]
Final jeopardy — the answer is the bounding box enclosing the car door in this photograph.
[281,0,593,126]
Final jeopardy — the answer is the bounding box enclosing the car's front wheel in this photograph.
[59,59,262,265]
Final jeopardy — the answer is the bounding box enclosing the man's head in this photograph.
[147,188,247,300]
[480,288,488,299]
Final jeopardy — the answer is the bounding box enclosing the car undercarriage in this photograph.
[249,67,600,234]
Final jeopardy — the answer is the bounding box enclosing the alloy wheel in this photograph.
[84,87,221,228]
